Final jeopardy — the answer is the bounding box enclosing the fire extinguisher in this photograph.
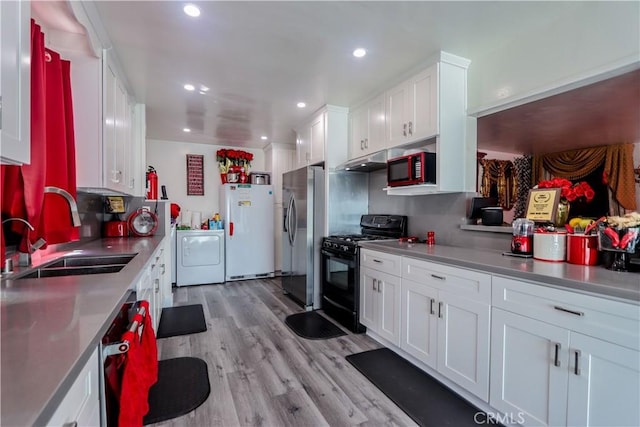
[146,166,158,200]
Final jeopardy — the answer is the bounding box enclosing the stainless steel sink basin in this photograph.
[17,264,127,279]
[13,253,137,280]
[43,254,137,268]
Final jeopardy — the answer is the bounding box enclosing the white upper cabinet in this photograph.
[0,0,31,165]
[349,94,386,158]
[296,105,349,169]
[386,65,437,147]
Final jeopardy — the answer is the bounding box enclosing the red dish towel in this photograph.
[118,302,158,427]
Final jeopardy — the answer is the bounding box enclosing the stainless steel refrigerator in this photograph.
[282,166,325,309]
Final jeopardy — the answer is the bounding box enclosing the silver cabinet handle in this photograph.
[365,138,369,148]
[360,139,364,150]
[62,422,78,427]
[403,123,407,136]
[429,298,435,315]
[553,305,584,317]
[372,259,382,264]
[573,349,581,375]
[431,274,446,281]
[438,301,443,318]
[553,343,562,367]
[161,263,166,275]
[408,121,413,135]
[372,278,377,291]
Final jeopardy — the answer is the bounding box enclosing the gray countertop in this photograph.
[0,236,165,427]
[359,241,640,303]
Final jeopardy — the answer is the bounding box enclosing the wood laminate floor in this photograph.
[150,278,417,427]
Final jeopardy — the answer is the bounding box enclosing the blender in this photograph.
[512,218,534,255]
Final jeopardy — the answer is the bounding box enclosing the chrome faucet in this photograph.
[1,218,47,269]
[44,186,82,227]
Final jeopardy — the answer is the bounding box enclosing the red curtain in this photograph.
[1,19,78,262]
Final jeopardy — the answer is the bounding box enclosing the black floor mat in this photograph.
[284,311,346,340]
[156,304,207,338]
[143,357,210,425]
[346,348,491,427]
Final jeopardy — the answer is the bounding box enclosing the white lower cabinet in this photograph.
[46,347,100,427]
[360,250,402,346]
[400,258,491,401]
[490,276,640,427]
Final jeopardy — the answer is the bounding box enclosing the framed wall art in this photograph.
[186,154,204,195]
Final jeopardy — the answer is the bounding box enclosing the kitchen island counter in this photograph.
[0,236,165,427]
[359,241,639,303]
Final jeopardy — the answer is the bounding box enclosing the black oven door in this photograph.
[321,248,357,312]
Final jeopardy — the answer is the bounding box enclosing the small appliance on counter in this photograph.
[250,172,271,185]
[386,151,436,187]
[128,207,158,237]
[533,230,567,262]
[103,196,129,237]
[511,218,534,255]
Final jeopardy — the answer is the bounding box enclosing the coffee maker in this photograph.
[512,218,534,255]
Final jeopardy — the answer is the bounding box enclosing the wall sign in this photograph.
[186,154,204,196]
[525,188,561,222]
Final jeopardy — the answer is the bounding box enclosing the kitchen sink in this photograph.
[17,264,127,279]
[43,254,137,268]
[13,253,137,280]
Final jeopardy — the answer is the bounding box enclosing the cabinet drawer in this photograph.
[493,275,640,350]
[402,257,491,304]
[360,249,402,276]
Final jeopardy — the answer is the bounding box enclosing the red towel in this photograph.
[118,302,158,427]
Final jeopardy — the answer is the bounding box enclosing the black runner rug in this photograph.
[143,357,210,424]
[346,348,493,427]
[285,311,346,340]
[156,304,207,338]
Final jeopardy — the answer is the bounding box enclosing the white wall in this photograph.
[146,139,265,222]
[468,1,640,114]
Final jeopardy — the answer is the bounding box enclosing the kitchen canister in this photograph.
[533,230,567,262]
[566,233,599,265]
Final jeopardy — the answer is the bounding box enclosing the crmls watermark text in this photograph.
[475,411,526,425]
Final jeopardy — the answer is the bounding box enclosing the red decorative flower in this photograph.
[537,178,595,204]
[217,148,253,173]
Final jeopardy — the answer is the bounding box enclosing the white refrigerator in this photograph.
[220,184,275,281]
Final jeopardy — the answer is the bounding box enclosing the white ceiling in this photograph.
[91,1,592,149]
[41,1,587,149]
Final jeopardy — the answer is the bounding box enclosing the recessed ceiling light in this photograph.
[200,85,209,92]
[184,84,195,91]
[297,102,306,108]
[183,128,191,132]
[353,48,367,58]
[261,136,268,140]
[183,4,200,17]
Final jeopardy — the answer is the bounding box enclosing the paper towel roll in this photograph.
[191,211,202,229]
[180,210,192,227]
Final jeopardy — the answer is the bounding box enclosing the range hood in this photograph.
[335,150,387,172]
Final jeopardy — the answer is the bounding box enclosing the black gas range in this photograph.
[320,214,407,332]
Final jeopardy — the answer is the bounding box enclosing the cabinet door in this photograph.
[408,65,438,141]
[359,267,378,330]
[566,333,640,427]
[296,129,310,168]
[366,94,386,154]
[46,347,100,427]
[308,112,325,165]
[113,79,128,192]
[349,106,367,158]
[437,290,490,400]
[385,80,409,147]
[377,270,402,345]
[400,278,438,368]
[0,0,30,165]
[490,308,570,427]
[103,64,117,188]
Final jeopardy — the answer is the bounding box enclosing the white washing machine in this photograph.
[176,229,225,286]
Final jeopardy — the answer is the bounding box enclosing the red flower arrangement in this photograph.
[537,177,595,203]
[216,149,254,173]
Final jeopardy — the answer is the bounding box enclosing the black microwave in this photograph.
[387,152,436,187]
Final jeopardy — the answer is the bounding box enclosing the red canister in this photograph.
[566,234,599,265]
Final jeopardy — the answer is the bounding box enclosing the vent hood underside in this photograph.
[336,150,387,172]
